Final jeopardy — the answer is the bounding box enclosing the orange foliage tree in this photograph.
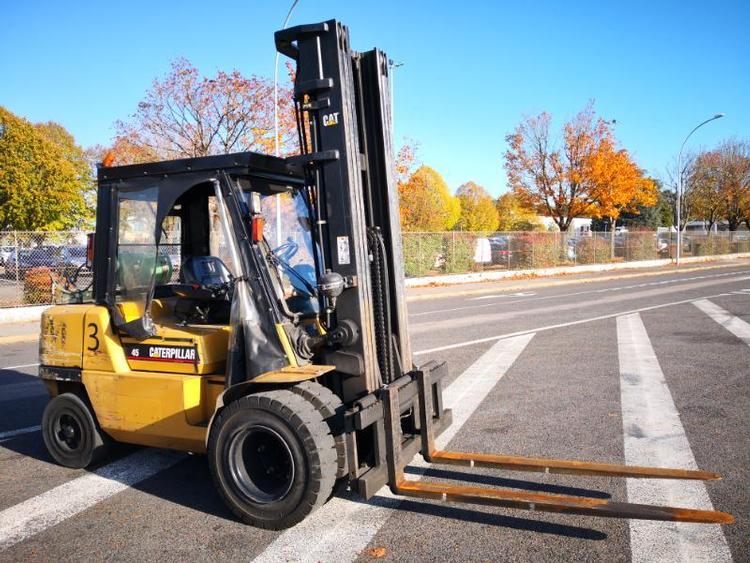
[588,139,657,255]
[110,58,298,164]
[589,140,658,230]
[504,103,614,232]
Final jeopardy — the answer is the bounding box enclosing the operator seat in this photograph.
[171,256,233,324]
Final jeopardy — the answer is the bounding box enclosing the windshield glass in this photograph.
[260,190,317,299]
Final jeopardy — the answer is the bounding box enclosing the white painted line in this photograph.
[0,363,39,372]
[253,333,535,563]
[694,299,750,347]
[0,449,185,550]
[616,314,731,563]
[413,288,745,356]
[469,291,536,301]
[0,425,41,441]
[410,270,750,318]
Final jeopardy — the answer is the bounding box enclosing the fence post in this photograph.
[507,233,511,270]
[452,231,456,273]
[13,231,19,287]
[417,234,422,275]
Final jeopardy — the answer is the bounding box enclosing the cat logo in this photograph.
[322,112,340,127]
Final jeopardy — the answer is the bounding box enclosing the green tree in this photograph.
[399,165,460,231]
[495,192,544,231]
[0,107,92,230]
[454,182,499,231]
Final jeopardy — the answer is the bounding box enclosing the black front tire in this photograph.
[42,393,110,469]
[208,389,337,530]
[290,381,347,479]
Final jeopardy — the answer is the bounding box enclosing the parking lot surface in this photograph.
[1,262,748,562]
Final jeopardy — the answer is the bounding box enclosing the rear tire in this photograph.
[208,389,337,530]
[42,393,110,469]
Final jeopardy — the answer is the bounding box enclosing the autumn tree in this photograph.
[689,150,724,231]
[454,182,499,231]
[714,140,750,231]
[588,140,657,254]
[495,192,544,231]
[398,165,460,231]
[663,152,698,231]
[504,102,612,232]
[395,139,420,186]
[0,107,93,230]
[110,58,298,164]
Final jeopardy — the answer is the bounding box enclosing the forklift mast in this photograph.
[276,21,411,401]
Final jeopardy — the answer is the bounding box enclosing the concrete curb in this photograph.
[404,253,750,288]
[0,305,50,325]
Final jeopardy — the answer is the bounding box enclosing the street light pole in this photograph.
[675,113,724,264]
[388,60,403,131]
[273,0,300,247]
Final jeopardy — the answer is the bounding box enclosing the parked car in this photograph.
[4,246,60,279]
[58,246,88,277]
[0,246,13,267]
[488,235,513,265]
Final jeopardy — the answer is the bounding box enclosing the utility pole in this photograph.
[676,113,724,264]
[273,0,300,247]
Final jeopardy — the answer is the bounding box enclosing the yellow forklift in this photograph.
[38,20,732,530]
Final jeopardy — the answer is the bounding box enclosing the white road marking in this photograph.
[694,299,750,347]
[470,291,536,300]
[0,363,39,372]
[0,425,41,441]
[253,333,535,563]
[413,289,742,356]
[0,449,185,550]
[616,314,731,563]
[410,270,750,318]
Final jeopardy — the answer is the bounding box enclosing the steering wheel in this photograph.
[272,238,299,263]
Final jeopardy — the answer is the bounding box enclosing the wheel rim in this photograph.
[227,425,295,504]
[53,412,83,452]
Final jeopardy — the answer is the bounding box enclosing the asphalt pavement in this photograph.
[0,261,748,562]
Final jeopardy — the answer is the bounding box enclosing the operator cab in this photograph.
[94,152,313,375]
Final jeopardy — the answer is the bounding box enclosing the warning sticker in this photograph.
[337,236,351,265]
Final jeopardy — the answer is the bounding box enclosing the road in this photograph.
[1,262,748,562]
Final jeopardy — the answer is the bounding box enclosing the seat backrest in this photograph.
[180,256,231,287]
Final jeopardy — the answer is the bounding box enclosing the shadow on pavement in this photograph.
[130,454,236,520]
[406,466,612,500]
[359,494,608,541]
[2,430,609,539]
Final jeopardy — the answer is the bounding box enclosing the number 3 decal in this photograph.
[87,323,100,351]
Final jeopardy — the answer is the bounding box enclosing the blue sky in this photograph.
[1,0,748,196]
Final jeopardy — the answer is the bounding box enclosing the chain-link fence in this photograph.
[401,230,750,278]
[2,229,749,307]
[0,231,93,308]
